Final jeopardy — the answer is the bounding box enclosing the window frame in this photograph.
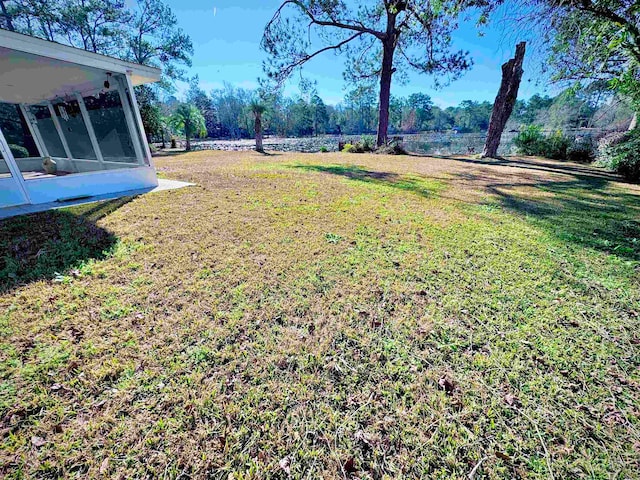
[10,73,148,180]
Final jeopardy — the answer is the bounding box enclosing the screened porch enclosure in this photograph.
[0,74,147,178]
[0,30,160,209]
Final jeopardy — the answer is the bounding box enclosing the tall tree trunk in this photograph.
[0,1,14,31]
[377,43,394,147]
[376,8,398,148]
[482,42,527,158]
[186,136,191,151]
[255,113,264,152]
[629,113,638,131]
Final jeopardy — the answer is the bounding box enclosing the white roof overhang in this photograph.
[0,29,161,104]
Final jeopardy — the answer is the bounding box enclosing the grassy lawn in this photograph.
[1,151,640,479]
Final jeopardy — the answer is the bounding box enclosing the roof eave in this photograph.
[0,29,162,85]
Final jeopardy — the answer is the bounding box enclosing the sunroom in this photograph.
[0,29,160,212]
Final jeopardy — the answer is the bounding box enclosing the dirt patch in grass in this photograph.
[1,151,639,478]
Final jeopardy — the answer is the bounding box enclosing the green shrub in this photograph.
[361,135,375,152]
[376,143,408,155]
[596,129,640,181]
[513,125,545,155]
[541,131,572,160]
[342,143,356,153]
[8,144,29,158]
[319,146,329,153]
[567,138,595,163]
[343,142,365,153]
[514,125,593,161]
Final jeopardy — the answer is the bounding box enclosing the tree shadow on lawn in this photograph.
[0,197,132,293]
[295,158,640,261]
[453,167,640,262]
[371,152,640,261]
[426,153,628,184]
[292,163,440,198]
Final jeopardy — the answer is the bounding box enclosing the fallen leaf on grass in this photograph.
[504,393,520,407]
[31,436,46,447]
[279,456,291,475]
[495,451,511,461]
[343,457,357,474]
[438,376,456,394]
[100,457,109,474]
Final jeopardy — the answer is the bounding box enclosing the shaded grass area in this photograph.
[291,164,446,199]
[490,178,640,261]
[1,151,639,479]
[0,198,132,293]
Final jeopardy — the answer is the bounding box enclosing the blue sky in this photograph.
[164,0,554,107]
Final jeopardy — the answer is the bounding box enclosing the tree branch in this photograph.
[573,0,640,63]
[276,0,386,40]
[278,30,366,80]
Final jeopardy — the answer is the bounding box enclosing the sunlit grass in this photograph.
[1,150,639,478]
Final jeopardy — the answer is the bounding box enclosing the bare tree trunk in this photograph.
[255,113,264,152]
[186,136,191,151]
[0,1,14,32]
[376,7,399,148]
[377,41,395,147]
[482,42,527,158]
[629,113,638,131]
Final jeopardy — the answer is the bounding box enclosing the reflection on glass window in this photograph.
[0,146,12,179]
[0,102,39,159]
[31,105,66,158]
[84,91,138,164]
[119,85,150,166]
[52,101,97,160]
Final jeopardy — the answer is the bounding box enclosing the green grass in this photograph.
[1,150,639,478]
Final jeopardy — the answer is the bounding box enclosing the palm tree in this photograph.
[170,104,206,152]
[250,101,267,153]
[159,115,170,150]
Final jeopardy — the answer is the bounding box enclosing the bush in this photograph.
[376,143,408,155]
[514,125,594,162]
[513,125,545,155]
[540,131,572,160]
[567,138,595,163]
[361,135,375,152]
[8,144,29,158]
[342,143,356,153]
[596,129,640,181]
[342,142,365,153]
[319,146,329,153]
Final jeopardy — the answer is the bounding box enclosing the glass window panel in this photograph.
[120,84,149,165]
[0,146,12,178]
[0,102,39,158]
[31,105,66,158]
[83,91,137,164]
[52,101,96,160]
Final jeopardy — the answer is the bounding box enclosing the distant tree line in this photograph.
[0,0,635,147]
[153,78,633,142]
